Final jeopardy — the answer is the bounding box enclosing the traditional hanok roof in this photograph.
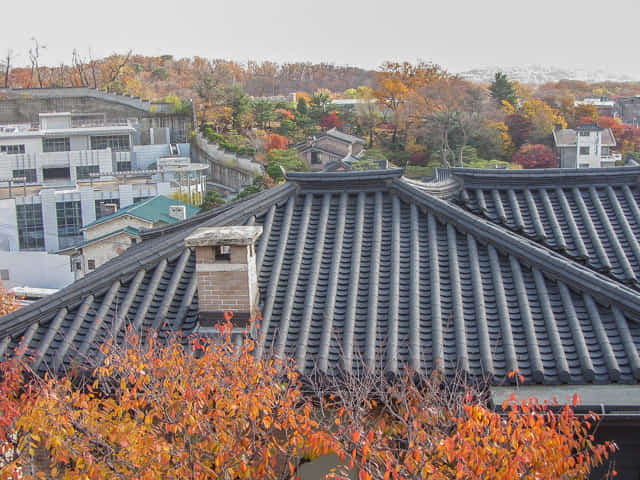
[85,196,200,229]
[2,169,640,397]
[452,167,640,290]
[324,128,366,145]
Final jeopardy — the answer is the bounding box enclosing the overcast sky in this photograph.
[2,0,639,76]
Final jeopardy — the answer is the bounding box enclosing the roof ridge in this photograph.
[449,167,640,186]
[392,179,640,322]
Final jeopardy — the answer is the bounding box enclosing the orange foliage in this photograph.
[7,323,337,479]
[265,133,288,152]
[0,281,20,317]
[276,108,295,121]
[0,318,617,479]
[326,371,617,480]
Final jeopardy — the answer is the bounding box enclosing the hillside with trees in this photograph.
[2,52,640,188]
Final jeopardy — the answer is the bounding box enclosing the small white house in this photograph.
[552,123,620,168]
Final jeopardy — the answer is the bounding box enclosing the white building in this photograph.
[0,111,201,290]
[552,123,620,168]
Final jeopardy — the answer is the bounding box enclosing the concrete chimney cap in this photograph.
[185,226,263,247]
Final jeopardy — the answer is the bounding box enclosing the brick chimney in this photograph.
[185,226,263,330]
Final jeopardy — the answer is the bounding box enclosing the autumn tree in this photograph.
[505,113,534,149]
[265,133,288,152]
[312,368,616,480]
[520,99,567,144]
[8,325,337,479]
[513,144,557,169]
[489,72,518,108]
[0,317,617,480]
[0,281,20,317]
[350,86,381,147]
[320,112,343,130]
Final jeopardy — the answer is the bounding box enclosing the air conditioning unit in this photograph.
[102,203,118,216]
[169,205,187,221]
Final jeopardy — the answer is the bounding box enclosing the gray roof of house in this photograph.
[324,128,366,145]
[553,128,616,147]
[2,169,640,398]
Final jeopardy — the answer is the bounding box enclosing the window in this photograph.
[95,199,120,219]
[12,169,37,183]
[87,259,96,270]
[0,269,9,281]
[579,163,590,168]
[579,146,590,155]
[56,201,83,249]
[90,135,130,152]
[311,151,321,164]
[579,131,590,136]
[1,144,25,154]
[116,161,132,172]
[131,238,138,245]
[215,245,231,262]
[16,203,45,250]
[76,165,100,180]
[42,167,71,182]
[42,137,70,152]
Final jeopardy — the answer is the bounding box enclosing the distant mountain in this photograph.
[457,65,640,85]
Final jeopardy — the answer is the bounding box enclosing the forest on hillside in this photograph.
[2,51,640,186]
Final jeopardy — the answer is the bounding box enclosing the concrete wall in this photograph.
[0,251,73,289]
[133,144,171,169]
[81,231,139,274]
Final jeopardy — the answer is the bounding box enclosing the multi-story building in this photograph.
[0,90,201,291]
[0,112,137,186]
[552,122,620,168]
[616,96,640,127]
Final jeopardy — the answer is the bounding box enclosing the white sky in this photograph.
[2,0,639,76]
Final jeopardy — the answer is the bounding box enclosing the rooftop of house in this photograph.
[553,125,616,147]
[58,227,142,254]
[324,127,366,145]
[84,195,200,229]
[2,167,640,408]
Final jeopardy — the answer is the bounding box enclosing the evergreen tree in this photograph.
[489,72,518,107]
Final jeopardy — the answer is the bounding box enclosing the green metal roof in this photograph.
[85,196,200,229]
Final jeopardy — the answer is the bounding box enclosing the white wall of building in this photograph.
[0,198,18,251]
[0,251,74,289]
[575,131,603,168]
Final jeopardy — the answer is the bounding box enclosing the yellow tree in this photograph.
[521,98,567,142]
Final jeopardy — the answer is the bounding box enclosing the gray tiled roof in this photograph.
[454,167,640,289]
[324,128,366,145]
[2,169,640,395]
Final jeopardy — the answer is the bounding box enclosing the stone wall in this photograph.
[191,132,262,192]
